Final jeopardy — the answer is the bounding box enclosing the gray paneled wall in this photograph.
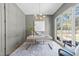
[44,15,53,36]
[6,4,26,55]
[25,15,34,36]
[0,4,5,56]
[26,15,34,31]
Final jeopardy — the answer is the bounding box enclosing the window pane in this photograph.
[34,21,45,31]
[75,5,79,42]
[75,17,79,42]
[56,16,61,40]
[62,9,72,41]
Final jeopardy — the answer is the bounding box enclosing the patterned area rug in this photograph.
[10,41,62,56]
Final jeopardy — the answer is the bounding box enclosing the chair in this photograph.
[58,43,75,56]
[58,49,74,56]
[58,41,79,56]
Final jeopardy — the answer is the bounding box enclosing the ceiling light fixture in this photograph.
[34,3,46,20]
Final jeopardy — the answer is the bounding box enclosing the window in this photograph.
[56,16,62,41]
[55,4,79,47]
[62,9,72,41]
[34,20,45,32]
[75,6,79,43]
[55,7,73,47]
[75,17,79,42]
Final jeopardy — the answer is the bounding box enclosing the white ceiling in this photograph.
[16,3,63,15]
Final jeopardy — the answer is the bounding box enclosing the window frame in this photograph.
[55,7,76,48]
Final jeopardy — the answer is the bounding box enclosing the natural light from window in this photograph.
[34,21,45,32]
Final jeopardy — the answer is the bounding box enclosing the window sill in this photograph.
[54,39,64,47]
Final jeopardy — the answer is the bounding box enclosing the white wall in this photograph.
[6,4,26,55]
